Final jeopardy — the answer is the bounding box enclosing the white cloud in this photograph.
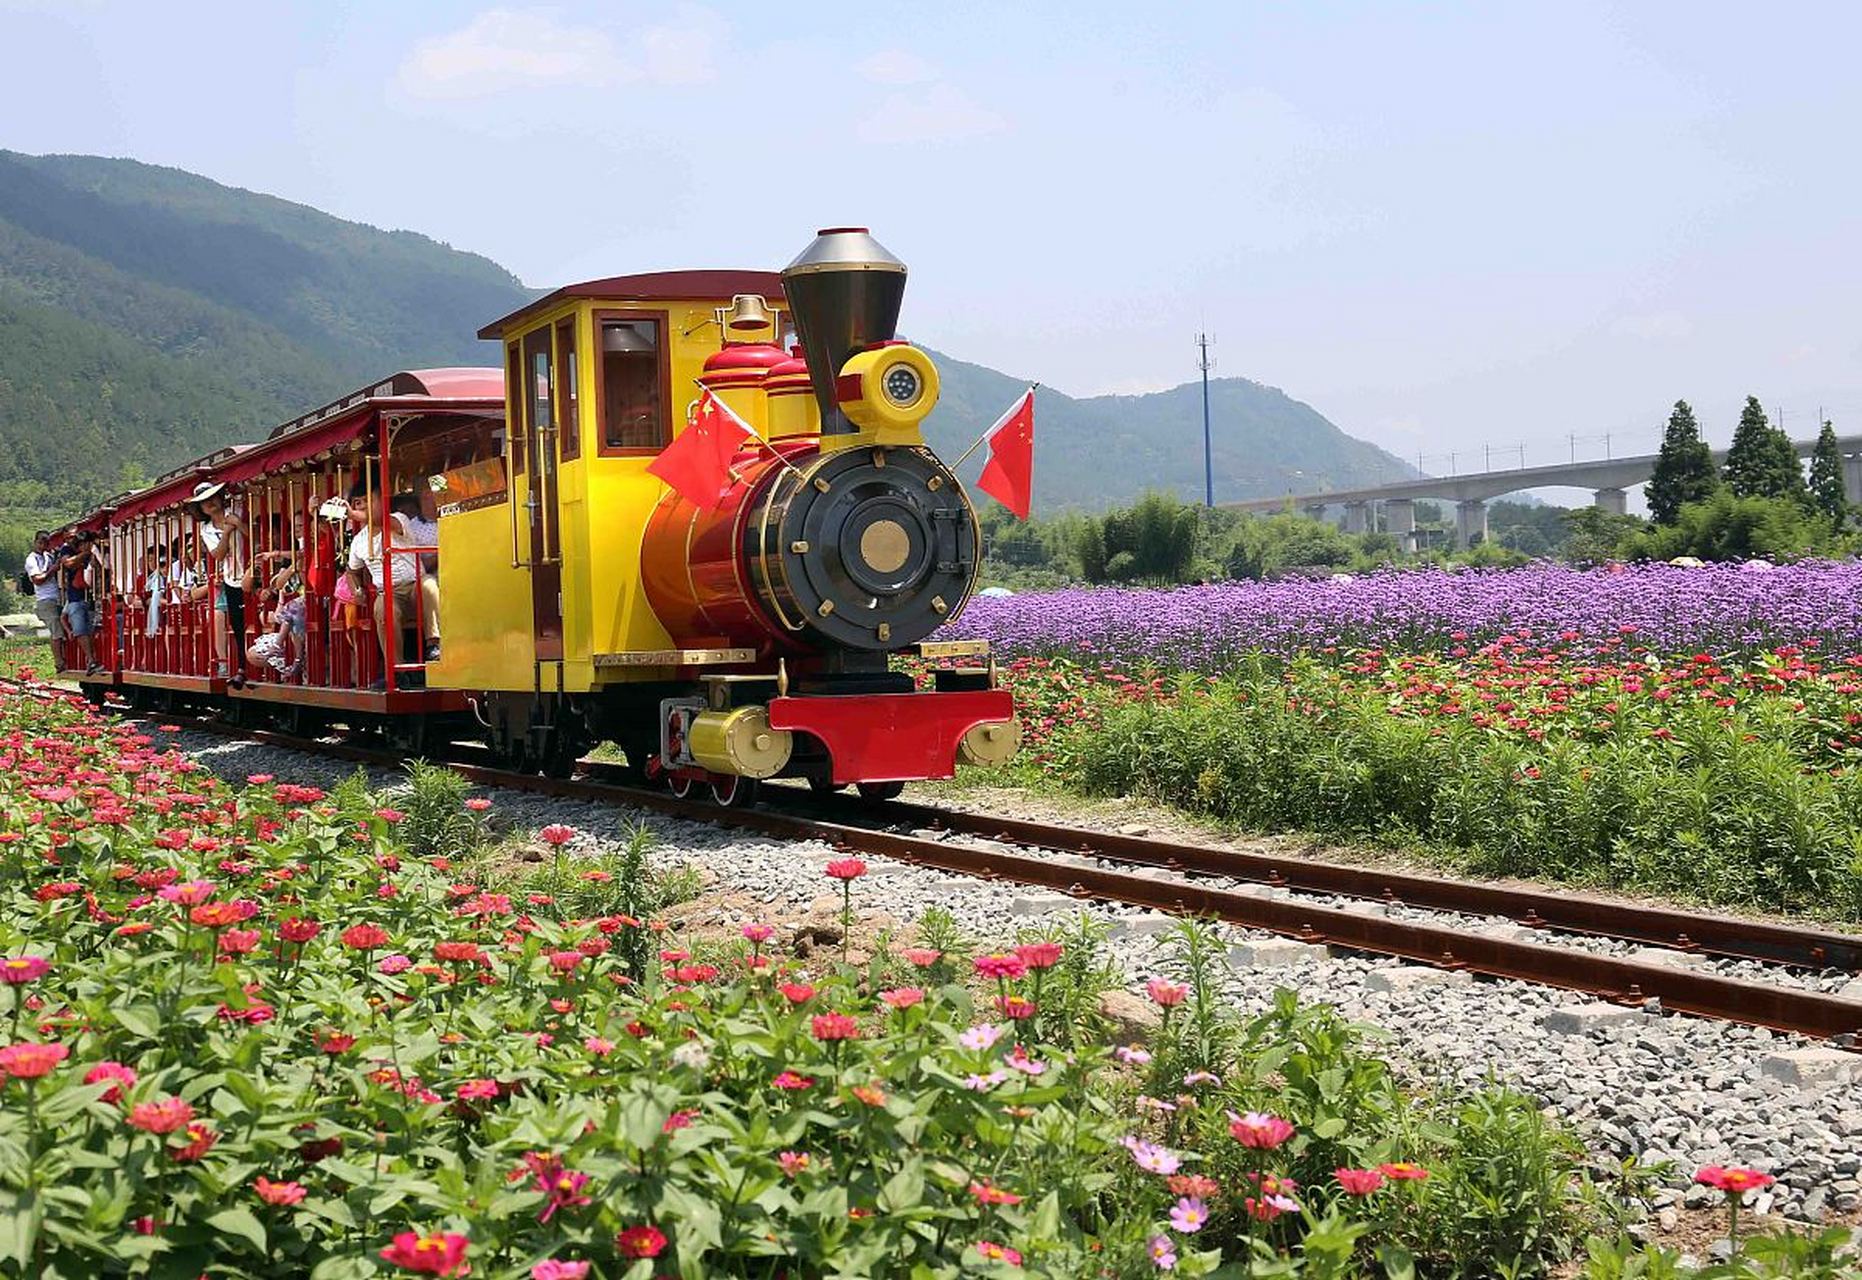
[397,6,724,100]
[1609,312,1693,340]
[858,82,1005,144]
[858,49,936,86]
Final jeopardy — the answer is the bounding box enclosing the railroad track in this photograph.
[15,677,1862,1046]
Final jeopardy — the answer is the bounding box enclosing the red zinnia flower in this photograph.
[189,899,259,930]
[172,1121,218,1162]
[1695,1165,1774,1194]
[778,982,815,1004]
[771,1071,814,1090]
[538,825,577,846]
[84,1060,138,1103]
[810,1013,859,1041]
[823,858,867,880]
[1013,941,1063,970]
[968,1180,1023,1205]
[1377,1161,1430,1181]
[616,1225,667,1259]
[379,1230,471,1275]
[341,923,390,950]
[1145,977,1188,1007]
[279,917,322,943]
[317,1030,357,1054]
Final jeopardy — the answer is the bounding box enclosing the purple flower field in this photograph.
[957,561,1862,670]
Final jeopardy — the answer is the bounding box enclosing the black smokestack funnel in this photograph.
[781,228,906,435]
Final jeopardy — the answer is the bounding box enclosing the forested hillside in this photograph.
[0,150,531,515]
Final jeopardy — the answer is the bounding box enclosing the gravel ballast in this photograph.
[147,721,1862,1223]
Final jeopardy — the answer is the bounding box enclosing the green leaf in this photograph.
[878,1159,924,1213]
[112,1003,161,1040]
[1313,1116,1349,1139]
[206,1205,266,1253]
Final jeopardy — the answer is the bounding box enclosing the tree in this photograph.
[1807,418,1848,527]
[1645,400,1718,524]
[1722,396,1806,501]
[1620,490,1835,563]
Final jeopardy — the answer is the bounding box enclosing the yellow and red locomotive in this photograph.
[61,228,1019,803]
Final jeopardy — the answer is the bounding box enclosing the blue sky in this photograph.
[5,0,1861,480]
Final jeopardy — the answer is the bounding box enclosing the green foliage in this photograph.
[1560,508,1647,566]
[1646,401,1719,525]
[1722,397,1807,503]
[385,760,484,863]
[1808,419,1849,528]
[1619,491,1847,563]
[1584,1226,1862,1277]
[1056,655,1862,918]
[1074,490,1203,584]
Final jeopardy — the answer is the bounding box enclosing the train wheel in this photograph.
[668,773,696,800]
[808,776,847,795]
[855,781,906,802]
[711,775,760,808]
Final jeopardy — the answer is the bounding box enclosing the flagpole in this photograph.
[951,383,1038,471]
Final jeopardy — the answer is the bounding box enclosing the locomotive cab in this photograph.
[449,230,1017,800]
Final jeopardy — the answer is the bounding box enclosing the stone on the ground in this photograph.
[1096,989,1162,1044]
[1759,1048,1860,1088]
[1228,938,1328,969]
[1539,1002,1643,1034]
[1367,965,1472,993]
[1627,946,1708,969]
[1108,912,1177,939]
[1009,893,1078,916]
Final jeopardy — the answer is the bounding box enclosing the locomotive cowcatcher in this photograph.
[62,228,1021,804]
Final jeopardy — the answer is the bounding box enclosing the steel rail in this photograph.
[814,793,1862,973]
[46,688,1861,1047]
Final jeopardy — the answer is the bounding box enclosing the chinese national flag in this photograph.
[977,387,1036,519]
[647,390,752,510]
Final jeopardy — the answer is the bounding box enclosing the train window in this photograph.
[556,318,580,461]
[597,314,668,453]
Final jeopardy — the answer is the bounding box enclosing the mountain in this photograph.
[921,351,1414,511]
[0,150,1408,522]
[0,150,531,513]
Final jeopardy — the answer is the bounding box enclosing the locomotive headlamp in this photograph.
[835,343,939,437]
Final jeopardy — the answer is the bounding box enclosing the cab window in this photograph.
[556,317,580,461]
[597,314,668,452]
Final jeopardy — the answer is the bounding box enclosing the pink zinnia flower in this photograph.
[879,987,925,1009]
[0,956,50,984]
[84,1060,138,1103]
[777,1150,810,1177]
[810,1013,859,1042]
[741,923,774,943]
[1336,1167,1384,1195]
[1145,978,1188,1007]
[973,952,1027,981]
[975,1240,1023,1265]
[1227,1110,1294,1149]
[1014,941,1063,970]
[1695,1165,1774,1194]
[538,824,577,846]
[1377,1161,1430,1182]
[532,1262,590,1280]
[824,858,867,880]
[959,1023,1005,1051]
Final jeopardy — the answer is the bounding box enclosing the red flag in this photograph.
[977,388,1036,519]
[647,390,752,510]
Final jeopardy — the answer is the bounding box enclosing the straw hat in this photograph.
[185,480,227,516]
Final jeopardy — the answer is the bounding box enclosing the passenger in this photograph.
[55,531,103,676]
[346,486,439,689]
[187,482,251,687]
[390,490,442,650]
[246,551,305,680]
[141,547,164,636]
[22,531,64,673]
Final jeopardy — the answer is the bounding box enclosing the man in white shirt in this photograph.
[346,488,440,685]
[23,530,65,672]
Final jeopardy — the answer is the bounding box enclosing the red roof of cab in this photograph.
[477,270,786,340]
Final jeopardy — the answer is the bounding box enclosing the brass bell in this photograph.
[726,293,773,332]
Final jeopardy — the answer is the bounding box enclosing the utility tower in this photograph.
[1196,333,1215,507]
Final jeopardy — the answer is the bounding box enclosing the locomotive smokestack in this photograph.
[781,227,907,435]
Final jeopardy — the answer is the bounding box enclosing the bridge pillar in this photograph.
[1385,498,1416,553]
[1593,486,1628,516]
[1302,503,1328,524]
[1455,499,1488,550]
[1343,500,1369,534]
[1844,455,1862,507]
